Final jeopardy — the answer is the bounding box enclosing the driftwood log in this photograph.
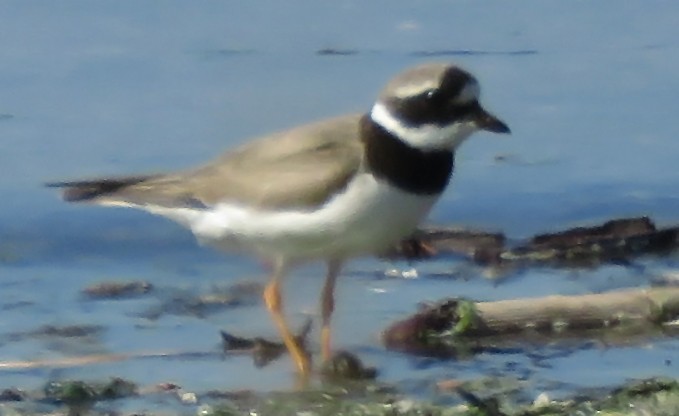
[390,216,679,268]
[383,287,679,356]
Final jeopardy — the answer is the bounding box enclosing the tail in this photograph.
[46,175,158,203]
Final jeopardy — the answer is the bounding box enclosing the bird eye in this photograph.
[425,89,439,101]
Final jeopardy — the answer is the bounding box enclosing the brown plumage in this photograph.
[48,114,364,210]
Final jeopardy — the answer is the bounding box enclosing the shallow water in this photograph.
[1,0,679,407]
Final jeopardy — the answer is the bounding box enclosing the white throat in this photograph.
[370,102,477,151]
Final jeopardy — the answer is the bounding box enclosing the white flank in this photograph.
[370,102,478,151]
[142,172,439,262]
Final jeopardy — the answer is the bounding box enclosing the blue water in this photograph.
[1,0,679,406]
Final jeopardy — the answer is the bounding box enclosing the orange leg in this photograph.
[263,260,311,376]
[320,260,342,363]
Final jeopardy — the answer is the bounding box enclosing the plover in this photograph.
[49,62,510,376]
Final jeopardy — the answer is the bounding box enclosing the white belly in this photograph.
[149,173,438,261]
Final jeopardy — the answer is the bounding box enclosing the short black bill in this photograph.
[474,108,511,134]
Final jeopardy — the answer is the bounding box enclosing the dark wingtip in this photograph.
[45,176,154,203]
[62,187,100,202]
[45,181,107,202]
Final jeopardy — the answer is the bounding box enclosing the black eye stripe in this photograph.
[450,102,478,116]
[424,89,440,100]
[386,94,479,127]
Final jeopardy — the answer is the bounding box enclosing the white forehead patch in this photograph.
[453,81,480,104]
[370,103,478,151]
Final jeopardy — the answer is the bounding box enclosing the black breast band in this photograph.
[360,116,454,195]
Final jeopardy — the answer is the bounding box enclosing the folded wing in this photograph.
[48,114,364,211]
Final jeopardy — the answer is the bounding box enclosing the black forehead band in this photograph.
[439,67,476,97]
